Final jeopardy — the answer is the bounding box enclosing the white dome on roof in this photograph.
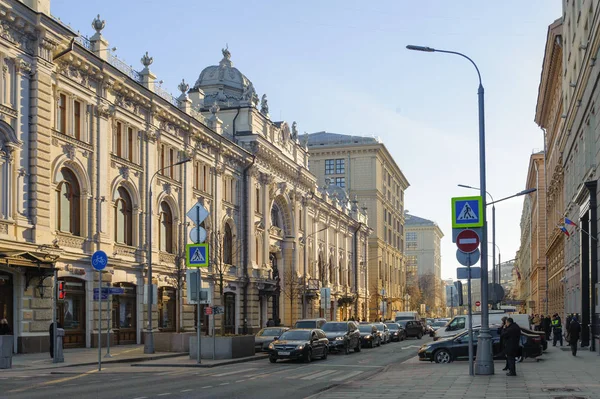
[192,46,259,108]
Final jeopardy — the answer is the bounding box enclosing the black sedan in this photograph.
[358,324,381,348]
[385,322,406,342]
[418,325,543,364]
[268,329,329,363]
[321,321,361,354]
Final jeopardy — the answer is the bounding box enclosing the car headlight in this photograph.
[335,336,345,341]
[296,345,304,350]
[421,345,431,351]
[365,335,372,339]
[268,343,274,350]
[393,332,398,335]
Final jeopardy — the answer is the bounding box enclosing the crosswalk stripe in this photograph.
[287,369,324,379]
[211,368,256,377]
[330,370,364,381]
[301,370,338,380]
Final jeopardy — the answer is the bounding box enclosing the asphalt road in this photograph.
[0,336,431,399]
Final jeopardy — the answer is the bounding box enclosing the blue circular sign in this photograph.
[91,250,108,271]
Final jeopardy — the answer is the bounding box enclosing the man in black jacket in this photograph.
[501,318,521,376]
[568,317,581,356]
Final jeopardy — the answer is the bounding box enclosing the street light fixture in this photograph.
[408,44,492,375]
[145,158,191,354]
[458,185,536,308]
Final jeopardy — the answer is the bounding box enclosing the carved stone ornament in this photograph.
[145,130,158,142]
[163,183,171,195]
[62,143,76,160]
[260,94,269,116]
[141,52,153,68]
[291,121,298,140]
[119,165,130,180]
[209,102,220,115]
[178,79,189,95]
[96,103,114,118]
[17,59,33,76]
[92,14,106,33]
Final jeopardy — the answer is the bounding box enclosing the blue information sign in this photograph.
[451,196,483,228]
[91,250,108,271]
[186,243,209,268]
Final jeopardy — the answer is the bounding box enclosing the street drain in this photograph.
[543,388,581,392]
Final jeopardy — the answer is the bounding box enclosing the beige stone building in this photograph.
[535,18,565,318]
[307,132,409,321]
[404,213,444,317]
[0,0,370,353]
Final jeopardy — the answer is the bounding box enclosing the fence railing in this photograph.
[74,35,92,51]
[107,53,141,82]
[155,86,179,107]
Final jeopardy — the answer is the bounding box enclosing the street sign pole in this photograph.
[98,269,102,371]
[467,253,474,376]
[197,271,201,364]
[213,313,216,360]
[52,268,58,363]
[105,283,112,358]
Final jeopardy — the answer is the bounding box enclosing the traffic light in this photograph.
[58,281,65,300]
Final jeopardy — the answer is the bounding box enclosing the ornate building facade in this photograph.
[0,0,369,353]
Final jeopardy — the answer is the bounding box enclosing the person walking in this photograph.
[0,319,10,335]
[543,315,552,341]
[532,314,541,331]
[498,316,509,371]
[551,314,563,347]
[568,316,581,356]
[501,317,521,376]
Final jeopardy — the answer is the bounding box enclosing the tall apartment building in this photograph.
[307,132,409,320]
[527,152,547,314]
[534,18,565,317]
[404,213,444,316]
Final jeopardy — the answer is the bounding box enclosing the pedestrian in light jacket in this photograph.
[501,318,521,377]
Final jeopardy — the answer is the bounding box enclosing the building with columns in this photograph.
[0,0,370,353]
[306,132,409,321]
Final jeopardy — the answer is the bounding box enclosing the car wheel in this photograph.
[269,357,277,363]
[304,349,312,363]
[434,349,452,364]
[321,347,328,360]
[355,340,361,352]
[344,342,350,355]
[417,333,423,339]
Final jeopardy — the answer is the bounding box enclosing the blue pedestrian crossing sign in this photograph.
[451,196,483,228]
[186,243,209,268]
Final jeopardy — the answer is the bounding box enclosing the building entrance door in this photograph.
[0,272,13,334]
[58,277,86,348]
[111,283,136,345]
[224,292,236,334]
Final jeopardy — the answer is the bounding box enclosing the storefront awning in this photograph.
[0,251,58,291]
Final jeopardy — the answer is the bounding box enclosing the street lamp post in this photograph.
[408,44,493,374]
[145,158,191,354]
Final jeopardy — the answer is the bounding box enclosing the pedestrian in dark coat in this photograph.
[498,317,509,371]
[543,316,552,341]
[501,318,521,376]
[568,318,581,356]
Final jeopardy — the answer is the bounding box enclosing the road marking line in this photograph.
[235,379,246,383]
[157,394,171,397]
[330,370,364,381]
[211,368,256,377]
[312,364,383,368]
[302,370,337,380]
[287,369,322,379]
[8,369,98,393]
[219,382,230,386]
[181,389,193,392]
[132,397,147,399]
[201,386,213,388]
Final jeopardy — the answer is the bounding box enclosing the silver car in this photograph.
[255,327,289,352]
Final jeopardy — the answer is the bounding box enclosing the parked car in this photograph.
[358,324,381,348]
[322,321,361,354]
[385,322,406,341]
[418,324,543,364]
[431,320,448,332]
[372,323,391,344]
[255,327,289,352]
[268,329,329,363]
[398,320,424,339]
[520,327,548,351]
[294,318,327,329]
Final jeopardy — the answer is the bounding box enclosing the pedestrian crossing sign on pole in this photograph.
[186,243,209,268]
[451,196,483,228]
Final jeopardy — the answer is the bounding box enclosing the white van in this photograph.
[394,311,421,322]
[433,313,529,341]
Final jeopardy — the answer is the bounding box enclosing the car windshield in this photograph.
[396,321,407,327]
[395,317,413,321]
[294,321,316,329]
[374,324,385,331]
[359,325,373,333]
[257,328,282,336]
[386,323,399,330]
[433,321,447,327]
[279,330,310,341]
[322,322,347,332]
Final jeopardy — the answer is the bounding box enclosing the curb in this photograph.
[11,353,187,371]
[130,354,269,368]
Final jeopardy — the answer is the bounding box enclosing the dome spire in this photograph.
[220,44,232,67]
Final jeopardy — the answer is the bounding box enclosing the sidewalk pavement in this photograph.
[311,344,600,399]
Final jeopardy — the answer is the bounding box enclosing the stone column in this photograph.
[261,174,271,266]
[246,168,257,267]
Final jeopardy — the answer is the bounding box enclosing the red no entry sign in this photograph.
[476,301,481,307]
[456,229,480,253]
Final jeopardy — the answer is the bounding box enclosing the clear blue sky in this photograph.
[52,0,562,280]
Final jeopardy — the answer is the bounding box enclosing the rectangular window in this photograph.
[202,165,208,191]
[169,148,174,178]
[127,127,134,161]
[335,159,345,174]
[58,94,66,133]
[115,122,122,157]
[160,144,165,174]
[256,187,260,212]
[193,162,199,189]
[406,232,417,241]
[73,100,81,140]
[334,177,345,188]
[325,159,335,175]
[406,241,418,250]
[299,209,302,230]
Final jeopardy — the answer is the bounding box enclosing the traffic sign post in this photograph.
[452,196,483,228]
[186,243,209,268]
[475,301,481,307]
[456,229,480,253]
[91,250,108,372]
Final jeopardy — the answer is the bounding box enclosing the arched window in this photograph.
[115,187,133,245]
[159,201,173,253]
[270,204,281,228]
[223,223,233,265]
[56,168,81,235]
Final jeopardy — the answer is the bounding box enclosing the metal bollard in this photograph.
[55,328,65,363]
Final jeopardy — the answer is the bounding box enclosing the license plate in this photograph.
[278,351,290,356]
